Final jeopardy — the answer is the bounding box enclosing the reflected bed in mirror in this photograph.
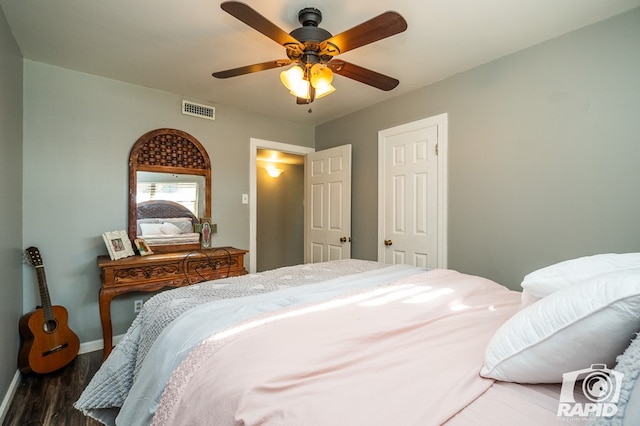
[128,128,211,253]
[136,200,200,246]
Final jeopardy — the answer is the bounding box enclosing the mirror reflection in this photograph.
[135,172,206,247]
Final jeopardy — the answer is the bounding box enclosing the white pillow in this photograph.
[162,217,194,234]
[521,253,640,305]
[160,222,182,235]
[481,268,640,384]
[139,223,164,236]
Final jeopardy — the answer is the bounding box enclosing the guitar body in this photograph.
[18,305,80,374]
[20,246,80,374]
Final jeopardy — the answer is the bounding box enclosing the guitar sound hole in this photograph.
[43,319,58,333]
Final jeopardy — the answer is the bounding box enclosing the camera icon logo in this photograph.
[557,364,623,418]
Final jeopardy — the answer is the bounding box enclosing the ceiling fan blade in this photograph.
[220,1,304,54]
[213,59,292,79]
[320,11,407,56]
[328,60,399,91]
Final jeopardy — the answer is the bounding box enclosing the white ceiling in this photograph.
[2,0,639,125]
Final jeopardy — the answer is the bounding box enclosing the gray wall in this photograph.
[22,60,314,343]
[256,162,304,271]
[316,8,640,290]
[0,4,23,416]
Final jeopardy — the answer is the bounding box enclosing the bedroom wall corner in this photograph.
[0,4,24,421]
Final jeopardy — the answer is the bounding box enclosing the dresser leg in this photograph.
[98,288,116,362]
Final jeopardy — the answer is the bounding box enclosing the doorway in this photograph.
[256,148,305,271]
[250,139,314,273]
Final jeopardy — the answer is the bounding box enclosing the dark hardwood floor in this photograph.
[3,351,102,426]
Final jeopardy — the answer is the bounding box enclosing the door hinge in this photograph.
[435,143,439,156]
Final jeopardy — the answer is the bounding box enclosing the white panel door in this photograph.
[378,115,447,268]
[304,145,352,263]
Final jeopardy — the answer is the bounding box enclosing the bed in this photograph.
[135,200,201,246]
[75,255,640,425]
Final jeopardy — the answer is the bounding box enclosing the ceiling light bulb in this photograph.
[280,65,304,92]
[310,64,333,89]
[289,80,311,99]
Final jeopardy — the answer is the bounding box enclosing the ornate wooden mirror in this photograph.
[128,128,211,253]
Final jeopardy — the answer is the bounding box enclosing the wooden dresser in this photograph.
[97,247,248,359]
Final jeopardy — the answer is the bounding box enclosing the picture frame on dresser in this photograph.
[134,238,154,256]
[102,230,136,260]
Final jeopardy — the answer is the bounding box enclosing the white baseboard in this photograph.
[79,333,124,354]
[0,369,21,424]
[1,333,124,422]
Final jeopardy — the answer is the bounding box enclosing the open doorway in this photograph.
[249,139,314,273]
[256,149,305,271]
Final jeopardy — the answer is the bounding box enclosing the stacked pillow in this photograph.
[481,253,640,384]
[140,221,185,236]
[137,217,194,236]
[520,253,640,307]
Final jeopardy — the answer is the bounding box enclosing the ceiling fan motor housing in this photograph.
[290,25,332,43]
[289,8,333,65]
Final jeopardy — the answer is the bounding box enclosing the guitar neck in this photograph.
[34,265,55,322]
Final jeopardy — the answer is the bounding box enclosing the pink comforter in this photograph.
[153,269,521,426]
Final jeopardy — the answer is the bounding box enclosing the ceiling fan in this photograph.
[212,1,408,104]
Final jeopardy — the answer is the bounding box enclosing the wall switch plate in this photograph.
[242,193,249,204]
[212,223,217,233]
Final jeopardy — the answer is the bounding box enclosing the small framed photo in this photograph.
[134,238,154,256]
[102,230,135,260]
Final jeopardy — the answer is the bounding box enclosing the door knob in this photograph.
[340,237,347,243]
[384,239,393,246]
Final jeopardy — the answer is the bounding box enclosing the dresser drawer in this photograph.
[111,261,182,285]
[185,257,240,279]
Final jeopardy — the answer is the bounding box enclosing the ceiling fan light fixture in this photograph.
[281,63,335,101]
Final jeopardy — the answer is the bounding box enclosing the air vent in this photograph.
[182,100,215,120]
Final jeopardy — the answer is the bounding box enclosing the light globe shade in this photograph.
[280,65,304,91]
[265,166,284,178]
[289,80,310,98]
[315,84,336,99]
[310,64,333,89]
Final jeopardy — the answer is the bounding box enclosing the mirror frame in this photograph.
[128,128,211,253]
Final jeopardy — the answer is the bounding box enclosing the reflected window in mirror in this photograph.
[137,172,205,217]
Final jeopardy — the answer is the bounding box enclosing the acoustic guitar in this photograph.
[18,246,80,374]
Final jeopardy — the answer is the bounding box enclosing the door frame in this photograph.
[250,138,315,273]
[377,113,449,267]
